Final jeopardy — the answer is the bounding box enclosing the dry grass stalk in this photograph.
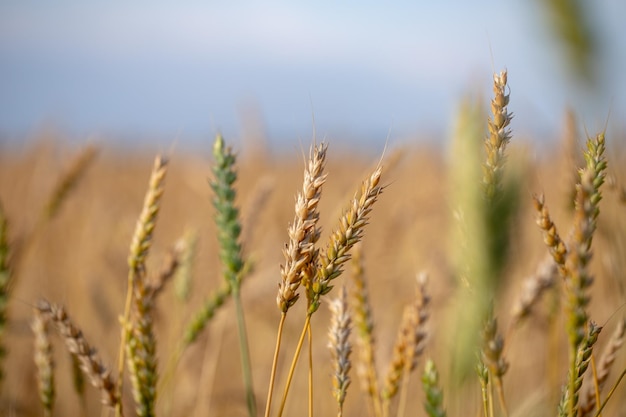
[37,299,120,410]
[328,285,352,417]
[579,317,626,417]
[350,244,382,417]
[382,275,429,417]
[277,142,327,312]
[559,322,602,417]
[483,70,513,201]
[307,165,383,315]
[510,255,558,325]
[32,309,55,417]
[43,145,98,220]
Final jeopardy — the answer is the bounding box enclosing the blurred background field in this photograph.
[0,121,625,415]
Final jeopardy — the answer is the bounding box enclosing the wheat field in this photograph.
[1,75,625,417]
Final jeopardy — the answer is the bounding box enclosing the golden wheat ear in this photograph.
[328,285,352,417]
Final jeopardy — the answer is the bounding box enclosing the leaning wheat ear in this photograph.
[37,299,120,411]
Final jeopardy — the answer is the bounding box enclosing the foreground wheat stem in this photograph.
[116,155,168,417]
[265,143,327,417]
[277,314,311,417]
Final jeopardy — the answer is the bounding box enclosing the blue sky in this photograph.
[0,1,624,148]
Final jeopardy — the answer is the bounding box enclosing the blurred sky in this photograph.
[0,1,625,149]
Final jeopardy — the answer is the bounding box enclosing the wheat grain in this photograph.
[328,285,352,417]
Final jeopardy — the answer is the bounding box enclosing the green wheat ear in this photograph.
[422,359,446,417]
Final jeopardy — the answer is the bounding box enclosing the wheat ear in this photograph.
[276,165,383,417]
[483,70,513,201]
[116,155,168,417]
[211,134,256,417]
[350,244,382,417]
[37,300,120,410]
[43,145,98,220]
[579,317,626,417]
[481,310,509,417]
[422,359,446,417]
[510,255,558,326]
[32,308,55,417]
[328,285,352,417]
[558,322,602,417]
[265,142,327,417]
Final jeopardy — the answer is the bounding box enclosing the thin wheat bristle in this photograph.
[510,255,558,325]
[579,317,626,417]
[278,142,328,312]
[308,166,383,315]
[483,70,513,201]
[350,244,381,416]
[328,285,352,417]
[32,309,55,417]
[37,299,120,409]
[43,145,98,220]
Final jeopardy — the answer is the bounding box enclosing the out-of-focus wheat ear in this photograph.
[173,228,197,303]
[277,142,327,313]
[382,274,430,417]
[350,244,382,417]
[70,354,86,407]
[510,255,558,326]
[127,270,158,417]
[43,145,98,221]
[563,133,606,417]
[37,299,120,411]
[307,165,383,315]
[483,70,513,202]
[533,194,568,272]
[0,201,11,387]
[558,322,602,417]
[328,285,352,417]
[127,155,169,277]
[183,282,232,346]
[422,359,446,417]
[481,309,509,417]
[146,244,181,302]
[32,309,55,417]
[579,317,626,417]
[117,154,168,417]
[606,174,626,205]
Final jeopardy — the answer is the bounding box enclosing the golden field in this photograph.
[0,111,625,417]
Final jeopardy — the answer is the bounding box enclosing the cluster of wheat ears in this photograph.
[0,69,625,417]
